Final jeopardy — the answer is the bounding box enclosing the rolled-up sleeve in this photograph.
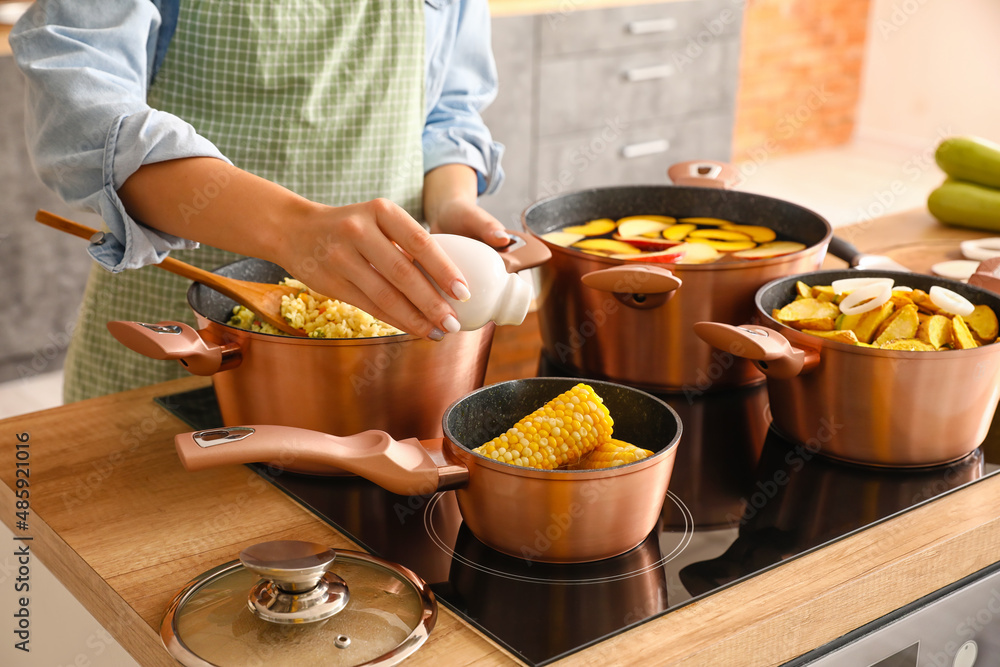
[10,0,231,272]
[423,0,505,196]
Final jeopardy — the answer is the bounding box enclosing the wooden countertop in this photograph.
[3,208,1000,666]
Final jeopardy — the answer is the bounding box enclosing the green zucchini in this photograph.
[935,136,1000,189]
[927,178,1000,231]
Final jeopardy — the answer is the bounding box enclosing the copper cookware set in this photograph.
[44,157,998,572]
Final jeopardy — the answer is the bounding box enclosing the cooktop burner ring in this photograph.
[422,490,694,584]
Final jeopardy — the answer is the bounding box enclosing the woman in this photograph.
[11,0,507,402]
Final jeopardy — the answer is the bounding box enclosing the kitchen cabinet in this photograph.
[4,209,1000,666]
[480,0,742,229]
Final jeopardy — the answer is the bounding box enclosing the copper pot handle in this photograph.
[106,320,240,375]
[667,160,740,189]
[968,257,1000,294]
[692,322,820,379]
[581,265,682,310]
[174,425,466,496]
[498,230,552,273]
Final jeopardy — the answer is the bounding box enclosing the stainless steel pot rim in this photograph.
[160,549,437,667]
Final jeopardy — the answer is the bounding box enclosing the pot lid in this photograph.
[161,541,436,666]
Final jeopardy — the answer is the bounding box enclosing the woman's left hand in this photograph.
[424,164,510,248]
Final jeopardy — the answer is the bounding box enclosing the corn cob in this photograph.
[473,383,614,470]
[570,439,654,470]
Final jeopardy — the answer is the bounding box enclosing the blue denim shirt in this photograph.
[10,0,505,272]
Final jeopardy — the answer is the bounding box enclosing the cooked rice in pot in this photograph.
[228,278,403,338]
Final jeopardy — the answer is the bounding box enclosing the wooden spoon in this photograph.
[36,210,308,337]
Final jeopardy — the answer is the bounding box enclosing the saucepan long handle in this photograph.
[175,425,454,496]
[106,320,239,375]
[693,322,820,380]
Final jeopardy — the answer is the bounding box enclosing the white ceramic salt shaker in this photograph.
[426,233,533,331]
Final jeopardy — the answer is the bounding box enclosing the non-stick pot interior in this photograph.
[758,269,1000,319]
[443,378,681,457]
[522,185,830,247]
[186,257,289,325]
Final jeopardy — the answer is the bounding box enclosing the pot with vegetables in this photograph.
[173,378,682,563]
[522,160,833,393]
[694,269,1000,467]
[106,232,549,443]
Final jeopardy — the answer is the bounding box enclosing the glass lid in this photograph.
[161,542,436,666]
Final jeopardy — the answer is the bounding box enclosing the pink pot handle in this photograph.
[968,257,1000,294]
[693,322,820,379]
[498,230,552,273]
[106,320,234,376]
[581,265,682,309]
[175,425,464,496]
[667,160,740,189]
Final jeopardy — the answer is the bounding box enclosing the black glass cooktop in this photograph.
[156,366,1000,666]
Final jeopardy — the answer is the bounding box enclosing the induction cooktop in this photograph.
[156,366,1000,666]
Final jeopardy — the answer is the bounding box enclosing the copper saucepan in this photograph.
[694,268,1000,467]
[521,160,833,394]
[108,233,550,441]
[173,378,683,563]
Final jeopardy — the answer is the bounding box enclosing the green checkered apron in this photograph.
[63,0,425,402]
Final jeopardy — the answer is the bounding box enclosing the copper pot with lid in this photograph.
[521,161,833,394]
[107,233,549,442]
[173,378,683,563]
[694,268,1000,467]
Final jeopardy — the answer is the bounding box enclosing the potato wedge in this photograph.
[879,338,936,351]
[916,314,953,349]
[952,315,979,350]
[836,301,896,344]
[789,317,836,331]
[963,304,1000,343]
[873,304,920,346]
[910,289,942,315]
[889,291,915,309]
[802,329,860,345]
[795,281,812,298]
[775,298,840,323]
[811,285,836,302]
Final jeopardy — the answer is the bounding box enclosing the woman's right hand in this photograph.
[118,158,467,340]
[276,198,470,340]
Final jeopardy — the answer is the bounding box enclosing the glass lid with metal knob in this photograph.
[160,540,436,666]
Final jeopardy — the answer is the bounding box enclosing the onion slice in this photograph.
[929,285,975,317]
[839,281,892,315]
[831,277,894,295]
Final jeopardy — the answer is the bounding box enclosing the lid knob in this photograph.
[239,540,349,624]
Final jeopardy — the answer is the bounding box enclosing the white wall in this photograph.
[856,0,1000,150]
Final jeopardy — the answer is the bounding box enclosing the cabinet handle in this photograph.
[626,18,678,35]
[621,139,670,159]
[623,64,675,83]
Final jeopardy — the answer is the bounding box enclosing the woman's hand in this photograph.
[118,158,468,340]
[278,198,471,339]
[424,164,510,249]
